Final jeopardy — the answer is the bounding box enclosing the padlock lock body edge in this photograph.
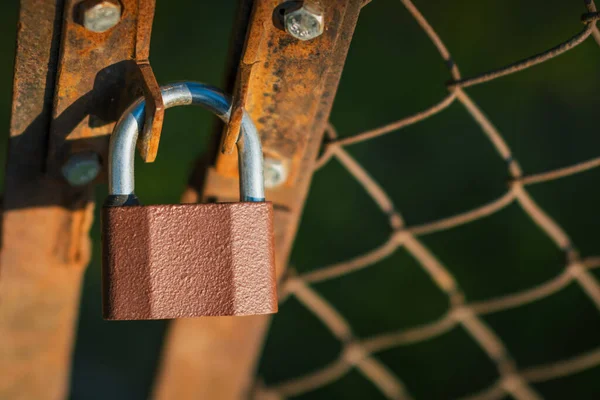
[101,202,278,320]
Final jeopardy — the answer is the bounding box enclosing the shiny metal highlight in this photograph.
[108,82,265,202]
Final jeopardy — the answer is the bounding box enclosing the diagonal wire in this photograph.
[257,1,600,399]
[265,258,600,397]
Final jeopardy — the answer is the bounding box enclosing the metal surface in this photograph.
[109,82,265,201]
[133,0,165,163]
[135,61,164,162]
[0,1,157,398]
[102,202,277,319]
[62,151,102,186]
[284,1,325,41]
[0,1,92,399]
[153,1,362,399]
[248,1,600,398]
[81,0,122,33]
[222,65,252,155]
[47,0,154,180]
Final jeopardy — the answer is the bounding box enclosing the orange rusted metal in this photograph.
[221,64,252,154]
[212,0,360,188]
[135,60,164,163]
[219,1,260,155]
[0,2,92,399]
[47,0,158,174]
[0,1,157,398]
[153,1,362,399]
[134,0,165,163]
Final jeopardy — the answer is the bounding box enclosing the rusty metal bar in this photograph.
[135,60,164,162]
[0,1,156,398]
[134,0,165,163]
[47,0,157,175]
[0,2,90,399]
[152,1,362,398]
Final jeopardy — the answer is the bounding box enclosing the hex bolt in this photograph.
[284,2,325,41]
[81,0,122,33]
[62,152,102,187]
[264,158,288,189]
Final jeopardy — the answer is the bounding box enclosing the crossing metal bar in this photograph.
[152,1,363,398]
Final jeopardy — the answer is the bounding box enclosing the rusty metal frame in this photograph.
[0,0,360,398]
[152,1,363,398]
[47,0,162,173]
[0,1,157,398]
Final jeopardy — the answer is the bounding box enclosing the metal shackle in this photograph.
[108,82,265,202]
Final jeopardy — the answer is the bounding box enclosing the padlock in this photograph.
[101,82,277,320]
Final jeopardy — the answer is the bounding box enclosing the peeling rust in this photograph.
[221,1,266,155]
[153,1,362,399]
[135,60,164,163]
[47,0,156,176]
[134,0,164,163]
[221,64,251,155]
[213,0,356,188]
[1,1,93,399]
[1,3,158,396]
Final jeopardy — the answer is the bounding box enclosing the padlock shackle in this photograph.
[108,82,265,202]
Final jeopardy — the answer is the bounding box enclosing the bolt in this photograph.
[264,158,288,189]
[81,0,122,33]
[62,152,102,187]
[284,2,324,41]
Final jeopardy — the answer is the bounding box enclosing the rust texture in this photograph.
[220,0,258,155]
[135,60,164,162]
[135,61,164,162]
[47,0,155,174]
[222,64,252,154]
[152,1,362,399]
[134,0,165,163]
[0,1,156,398]
[247,1,600,398]
[0,1,93,399]
[102,202,277,320]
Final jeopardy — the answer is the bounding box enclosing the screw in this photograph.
[81,0,122,33]
[284,2,324,41]
[264,158,288,189]
[62,152,102,187]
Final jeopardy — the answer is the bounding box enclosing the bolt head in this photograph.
[62,152,101,187]
[264,158,288,189]
[82,0,122,33]
[284,4,324,41]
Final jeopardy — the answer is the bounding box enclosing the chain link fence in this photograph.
[254,0,600,398]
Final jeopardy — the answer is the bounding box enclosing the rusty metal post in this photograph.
[0,1,157,399]
[152,1,362,398]
[0,2,91,399]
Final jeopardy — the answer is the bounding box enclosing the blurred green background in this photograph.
[1,0,600,399]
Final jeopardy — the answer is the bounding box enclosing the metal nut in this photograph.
[82,0,122,33]
[264,158,288,189]
[284,3,324,41]
[62,152,102,186]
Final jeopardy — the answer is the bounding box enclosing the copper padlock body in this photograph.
[102,203,276,319]
[102,82,277,320]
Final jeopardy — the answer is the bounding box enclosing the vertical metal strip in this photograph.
[0,2,91,399]
[152,1,362,398]
[0,1,157,398]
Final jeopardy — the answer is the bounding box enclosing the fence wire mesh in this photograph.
[254,1,600,399]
